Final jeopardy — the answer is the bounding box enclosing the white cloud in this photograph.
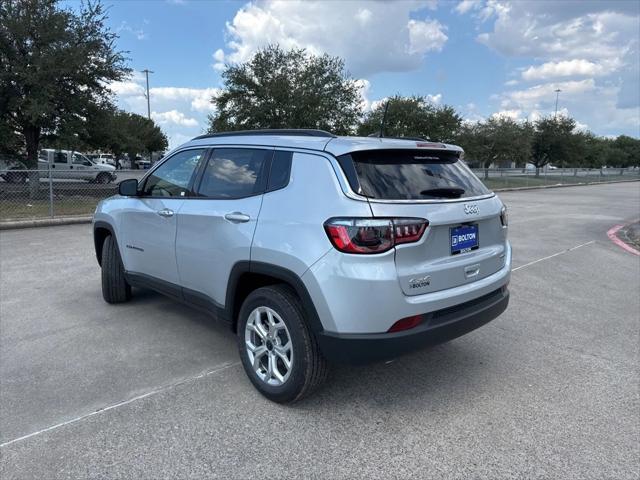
[454,0,482,15]
[370,97,389,112]
[356,79,372,111]
[214,0,445,77]
[117,20,147,41]
[151,87,220,112]
[108,74,221,148]
[491,109,522,121]
[466,1,639,136]
[498,79,639,136]
[407,19,448,55]
[505,79,596,109]
[152,110,199,127]
[521,60,608,81]
[109,80,145,98]
[426,93,442,104]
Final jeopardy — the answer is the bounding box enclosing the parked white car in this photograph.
[39,149,117,183]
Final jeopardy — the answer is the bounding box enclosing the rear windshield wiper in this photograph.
[419,187,465,199]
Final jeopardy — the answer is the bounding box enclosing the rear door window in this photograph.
[339,149,490,200]
[196,148,271,199]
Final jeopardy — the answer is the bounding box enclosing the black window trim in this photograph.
[191,147,275,201]
[265,150,293,194]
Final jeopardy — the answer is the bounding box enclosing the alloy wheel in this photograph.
[244,306,294,386]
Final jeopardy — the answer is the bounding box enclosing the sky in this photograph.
[79,0,640,148]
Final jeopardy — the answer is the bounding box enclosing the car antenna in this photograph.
[378,100,390,138]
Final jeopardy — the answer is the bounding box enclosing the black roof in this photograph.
[192,129,336,140]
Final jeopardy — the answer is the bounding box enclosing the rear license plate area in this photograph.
[450,224,479,255]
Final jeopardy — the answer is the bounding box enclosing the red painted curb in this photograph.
[607,224,640,256]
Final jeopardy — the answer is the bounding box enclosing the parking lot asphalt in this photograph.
[1,182,639,479]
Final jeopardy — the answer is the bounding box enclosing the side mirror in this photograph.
[118,178,138,196]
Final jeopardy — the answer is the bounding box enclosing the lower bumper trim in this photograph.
[317,287,509,365]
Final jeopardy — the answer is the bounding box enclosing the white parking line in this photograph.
[512,240,596,272]
[0,361,241,449]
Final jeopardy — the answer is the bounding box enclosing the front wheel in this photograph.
[237,285,329,403]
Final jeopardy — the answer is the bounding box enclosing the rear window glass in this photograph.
[339,149,490,200]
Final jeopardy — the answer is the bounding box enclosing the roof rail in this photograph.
[192,129,336,140]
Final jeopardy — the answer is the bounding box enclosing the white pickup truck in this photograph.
[39,149,117,183]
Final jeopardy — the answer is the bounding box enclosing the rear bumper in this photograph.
[317,286,509,365]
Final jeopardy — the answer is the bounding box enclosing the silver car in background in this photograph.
[93,129,511,402]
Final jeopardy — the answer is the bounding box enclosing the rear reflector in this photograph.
[387,314,424,333]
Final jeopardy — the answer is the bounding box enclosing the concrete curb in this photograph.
[0,179,638,230]
[0,216,92,230]
[607,222,640,256]
[494,178,639,192]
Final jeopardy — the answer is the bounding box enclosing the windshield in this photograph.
[338,149,491,200]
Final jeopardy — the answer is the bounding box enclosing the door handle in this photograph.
[157,208,174,218]
[224,212,250,223]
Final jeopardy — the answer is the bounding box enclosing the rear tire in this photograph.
[237,285,329,403]
[101,235,132,303]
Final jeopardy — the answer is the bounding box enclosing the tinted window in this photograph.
[267,151,292,191]
[340,149,490,200]
[197,148,270,199]
[142,149,204,197]
[54,152,67,164]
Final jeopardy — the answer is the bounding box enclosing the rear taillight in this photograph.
[324,218,428,254]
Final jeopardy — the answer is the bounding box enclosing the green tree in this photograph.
[357,95,462,143]
[111,111,168,160]
[0,117,22,155]
[613,135,640,168]
[455,117,533,178]
[579,133,608,170]
[209,45,362,134]
[531,116,582,176]
[46,106,168,161]
[0,0,129,189]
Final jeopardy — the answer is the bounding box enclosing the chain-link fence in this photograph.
[469,166,640,190]
[1,166,638,223]
[0,169,147,222]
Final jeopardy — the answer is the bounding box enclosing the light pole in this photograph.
[142,69,154,119]
[554,88,563,176]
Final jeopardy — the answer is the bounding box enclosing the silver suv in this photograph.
[93,129,511,402]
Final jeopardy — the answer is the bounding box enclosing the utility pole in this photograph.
[142,69,154,119]
[554,88,561,119]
